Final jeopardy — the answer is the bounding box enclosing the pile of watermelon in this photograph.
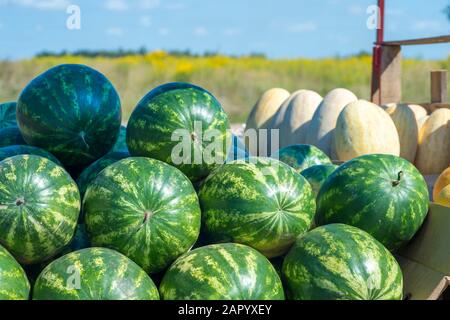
[0,64,431,300]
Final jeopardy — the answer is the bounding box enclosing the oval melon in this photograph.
[433,167,450,202]
[245,88,290,131]
[305,88,357,158]
[385,104,420,162]
[415,108,450,175]
[273,90,322,148]
[435,184,450,207]
[334,100,400,161]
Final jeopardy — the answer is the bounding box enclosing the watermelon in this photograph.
[127,82,230,182]
[0,102,17,129]
[0,126,26,147]
[84,157,201,274]
[271,144,332,173]
[0,244,30,300]
[282,224,403,300]
[111,125,128,153]
[316,154,429,251]
[0,155,80,264]
[17,64,122,167]
[198,157,315,257]
[159,243,284,300]
[300,164,338,197]
[76,151,129,198]
[23,223,91,286]
[33,247,159,300]
[0,145,61,165]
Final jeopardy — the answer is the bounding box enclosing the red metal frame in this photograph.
[371,0,385,103]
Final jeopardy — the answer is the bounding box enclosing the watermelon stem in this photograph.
[15,197,25,206]
[392,171,403,187]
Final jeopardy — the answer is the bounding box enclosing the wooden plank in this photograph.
[381,35,450,46]
[431,70,448,103]
[372,45,402,105]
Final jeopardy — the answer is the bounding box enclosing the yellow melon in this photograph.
[435,184,450,207]
[269,90,322,149]
[385,104,420,162]
[334,100,400,161]
[305,88,358,157]
[245,88,290,131]
[415,108,450,175]
[433,167,450,201]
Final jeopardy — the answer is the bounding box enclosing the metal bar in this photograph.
[371,0,385,103]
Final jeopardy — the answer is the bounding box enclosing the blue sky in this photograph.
[0,0,449,60]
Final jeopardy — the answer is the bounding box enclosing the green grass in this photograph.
[0,52,448,123]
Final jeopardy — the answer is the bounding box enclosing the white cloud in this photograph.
[193,26,208,36]
[411,20,443,32]
[223,28,241,36]
[104,0,128,11]
[139,15,152,28]
[106,26,124,37]
[158,27,169,36]
[1,0,69,10]
[139,0,159,10]
[288,22,317,33]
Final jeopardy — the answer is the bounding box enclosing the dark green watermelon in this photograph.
[0,126,26,147]
[159,243,284,300]
[198,157,315,258]
[126,82,230,182]
[316,154,429,251]
[76,151,129,199]
[110,125,128,153]
[0,102,17,129]
[271,144,332,173]
[84,157,201,274]
[0,145,61,165]
[0,155,80,264]
[282,224,403,300]
[17,64,122,167]
[0,244,30,300]
[33,247,159,300]
[300,164,338,197]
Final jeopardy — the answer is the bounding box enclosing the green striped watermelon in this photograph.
[111,125,128,153]
[0,244,30,300]
[0,102,17,129]
[316,154,429,251]
[282,224,403,300]
[33,247,159,300]
[126,82,230,182]
[24,223,91,286]
[0,126,25,147]
[84,157,201,274]
[300,164,338,197]
[198,157,315,257]
[17,64,122,167]
[76,151,129,198]
[159,243,284,300]
[0,145,61,165]
[271,144,332,173]
[0,155,80,264]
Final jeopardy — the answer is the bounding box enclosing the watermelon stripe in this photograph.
[0,155,80,264]
[0,244,30,300]
[33,247,159,300]
[159,243,284,300]
[282,224,403,300]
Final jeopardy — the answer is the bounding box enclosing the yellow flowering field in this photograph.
[0,51,448,122]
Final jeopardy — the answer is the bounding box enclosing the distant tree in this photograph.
[445,4,450,21]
